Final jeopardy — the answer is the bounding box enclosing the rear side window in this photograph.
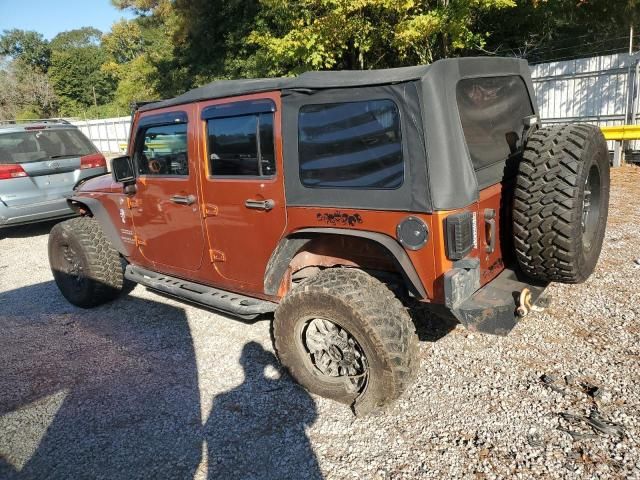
[0,129,96,165]
[207,113,275,177]
[135,123,189,176]
[298,99,403,189]
[456,75,534,175]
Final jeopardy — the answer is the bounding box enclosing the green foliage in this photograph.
[48,29,116,115]
[0,29,51,72]
[480,0,640,62]
[49,27,102,51]
[15,108,41,121]
[246,0,515,75]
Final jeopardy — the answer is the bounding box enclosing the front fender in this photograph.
[67,195,132,257]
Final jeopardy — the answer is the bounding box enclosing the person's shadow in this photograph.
[204,341,321,480]
[0,279,322,479]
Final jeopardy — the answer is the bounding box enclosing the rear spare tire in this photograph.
[513,123,610,283]
[273,268,419,415]
[49,217,133,307]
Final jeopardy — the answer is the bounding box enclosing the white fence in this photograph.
[530,53,640,154]
[70,116,131,154]
[78,53,640,155]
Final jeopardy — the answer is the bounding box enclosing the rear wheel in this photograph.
[513,124,610,283]
[273,268,419,415]
[48,217,134,307]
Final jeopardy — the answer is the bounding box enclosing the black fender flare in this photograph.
[67,196,130,257]
[264,228,428,299]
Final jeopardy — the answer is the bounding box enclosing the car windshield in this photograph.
[0,129,97,165]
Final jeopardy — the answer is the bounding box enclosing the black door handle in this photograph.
[245,199,275,211]
[170,194,196,205]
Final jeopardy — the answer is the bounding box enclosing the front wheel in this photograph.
[273,268,419,415]
[48,217,134,307]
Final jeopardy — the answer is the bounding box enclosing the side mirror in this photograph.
[111,156,136,185]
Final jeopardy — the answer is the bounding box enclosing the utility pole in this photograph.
[92,86,98,109]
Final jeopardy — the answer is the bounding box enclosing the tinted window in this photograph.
[298,99,403,189]
[456,75,533,173]
[135,123,189,176]
[0,129,96,165]
[207,113,275,177]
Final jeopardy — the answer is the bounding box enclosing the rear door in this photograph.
[0,127,103,207]
[198,93,287,293]
[128,108,206,274]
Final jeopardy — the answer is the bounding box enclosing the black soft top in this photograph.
[140,65,433,111]
[139,57,536,212]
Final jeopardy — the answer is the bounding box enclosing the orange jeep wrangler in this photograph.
[48,57,609,414]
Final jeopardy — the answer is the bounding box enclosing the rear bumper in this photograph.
[0,198,76,227]
[445,265,549,335]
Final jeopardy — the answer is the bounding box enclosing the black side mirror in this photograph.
[111,156,136,185]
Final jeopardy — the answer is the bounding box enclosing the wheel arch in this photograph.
[67,196,130,257]
[264,228,428,299]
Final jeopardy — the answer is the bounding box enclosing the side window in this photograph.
[135,123,189,176]
[207,113,275,177]
[456,75,534,173]
[298,99,403,189]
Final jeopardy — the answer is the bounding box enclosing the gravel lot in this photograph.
[1,166,639,479]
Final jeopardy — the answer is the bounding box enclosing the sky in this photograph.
[0,0,136,40]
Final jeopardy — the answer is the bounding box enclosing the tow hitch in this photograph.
[517,287,548,317]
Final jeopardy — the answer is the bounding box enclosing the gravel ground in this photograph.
[1,166,639,479]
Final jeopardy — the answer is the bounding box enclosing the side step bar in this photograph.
[125,265,276,319]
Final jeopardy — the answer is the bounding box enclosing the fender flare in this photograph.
[264,228,428,299]
[67,196,130,257]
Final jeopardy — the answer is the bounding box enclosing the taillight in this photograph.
[445,211,476,260]
[80,153,107,169]
[0,164,28,180]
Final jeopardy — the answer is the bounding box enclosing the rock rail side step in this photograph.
[125,265,276,319]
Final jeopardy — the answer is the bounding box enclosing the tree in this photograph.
[102,20,160,108]
[49,27,102,51]
[478,0,640,62]
[0,29,51,72]
[0,59,58,120]
[48,28,116,115]
[247,0,516,76]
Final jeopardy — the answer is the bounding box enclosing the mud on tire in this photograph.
[273,268,419,415]
[49,216,133,307]
[513,123,610,283]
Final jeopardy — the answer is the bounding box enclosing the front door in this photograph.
[129,108,205,273]
[198,94,287,293]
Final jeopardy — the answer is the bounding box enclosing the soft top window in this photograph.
[298,99,403,189]
[134,123,189,176]
[456,75,533,185]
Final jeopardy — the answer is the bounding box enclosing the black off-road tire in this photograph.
[513,124,610,283]
[49,216,134,307]
[273,268,419,415]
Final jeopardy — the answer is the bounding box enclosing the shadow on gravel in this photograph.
[0,218,70,241]
[0,281,321,480]
[408,302,459,342]
[204,342,321,480]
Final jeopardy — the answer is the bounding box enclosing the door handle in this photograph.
[170,194,196,206]
[245,199,275,211]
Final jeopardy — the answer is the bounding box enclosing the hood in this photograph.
[76,173,121,193]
